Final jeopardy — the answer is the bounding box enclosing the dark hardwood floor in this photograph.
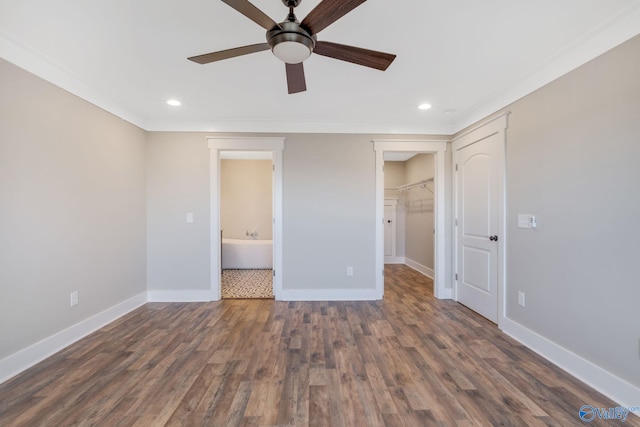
[1,264,636,426]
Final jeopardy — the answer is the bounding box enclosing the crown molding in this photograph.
[143,117,455,135]
[0,29,148,130]
[3,2,640,136]
[452,2,640,134]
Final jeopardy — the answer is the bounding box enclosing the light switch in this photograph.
[518,291,525,307]
[517,214,536,229]
[70,291,78,307]
[186,212,194,223]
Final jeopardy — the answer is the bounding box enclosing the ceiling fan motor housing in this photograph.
[267,21,316,63]
[282,0,302,7]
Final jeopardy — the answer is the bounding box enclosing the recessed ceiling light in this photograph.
[444,109,458,115]
[167,99,181,106]
[418,103,432,110]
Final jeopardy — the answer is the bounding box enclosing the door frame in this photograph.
[208,136,284,300]
[383,199,400,263]
[373,139,449,299]
[451,112,508,327]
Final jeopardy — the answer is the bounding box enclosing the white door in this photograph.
[384,201,397,258]
[455,129,504,323]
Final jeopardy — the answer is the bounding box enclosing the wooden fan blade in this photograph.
[188,43,270,64]
[314,41,396,71]
[301,0,367,35]
[221,0,280,30]
[286,63,307,94]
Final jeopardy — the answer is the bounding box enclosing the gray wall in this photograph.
[384,161,406,197]
[384,161,406,258]
[145,133,436,294]
[0,58,147,359]
[146,132,210,291]
[473,34,640,387]
[221,159,272,240]
[404,154,435,270]
[283,134,376,290]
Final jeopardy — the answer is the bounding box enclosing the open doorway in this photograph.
[373,139,449,299]
[219,151,274,298]
[208,137,284,301]
[383,152,436,278]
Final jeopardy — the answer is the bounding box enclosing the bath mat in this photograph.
[221,269,274,299]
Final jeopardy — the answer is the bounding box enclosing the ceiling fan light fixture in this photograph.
[267,21,315,64]
[272,40,312,64]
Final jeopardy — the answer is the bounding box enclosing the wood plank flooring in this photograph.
[1,264,637,426]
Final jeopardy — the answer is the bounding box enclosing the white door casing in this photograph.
[452,113,508,325]
[208,137,284,301]
[384,200,398,259]
[373,139,449,299]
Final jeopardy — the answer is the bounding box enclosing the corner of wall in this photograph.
[0,292,147,385]
[502,317,640,409]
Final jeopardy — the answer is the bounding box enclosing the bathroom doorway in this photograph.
[220,152,274,298]
[207,137,284,301]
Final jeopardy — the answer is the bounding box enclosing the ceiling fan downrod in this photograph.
[284,0,301,22]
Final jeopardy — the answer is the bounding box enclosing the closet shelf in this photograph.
[385,178,434,193]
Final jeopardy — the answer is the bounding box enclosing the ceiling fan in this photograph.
[188,0,396,94]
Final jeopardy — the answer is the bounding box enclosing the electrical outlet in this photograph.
[517,291,525,307]
[347,266,354,276]
[70,291,79,307]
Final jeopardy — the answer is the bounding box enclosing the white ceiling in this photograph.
[220,150,273,159]
[1,0,639,134]
[383,152,418,162]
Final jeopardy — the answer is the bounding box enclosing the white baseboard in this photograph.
[403,258,453,299]
[501,317,640,410]
[0,292,147,385]
[147,289,214,302]
[404,258,434,279]
[384,256,405,264]
[435,287,453,300]
[279,288,381,301]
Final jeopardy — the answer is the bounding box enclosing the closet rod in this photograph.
[385,178,434,193]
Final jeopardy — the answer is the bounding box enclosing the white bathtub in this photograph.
[222,238,273,269]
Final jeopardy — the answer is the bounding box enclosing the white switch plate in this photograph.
[517,214,537,229]
[70,291,79,307]
[186,212,194,223]
[347,266,354,276]
[518,291,525,307]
